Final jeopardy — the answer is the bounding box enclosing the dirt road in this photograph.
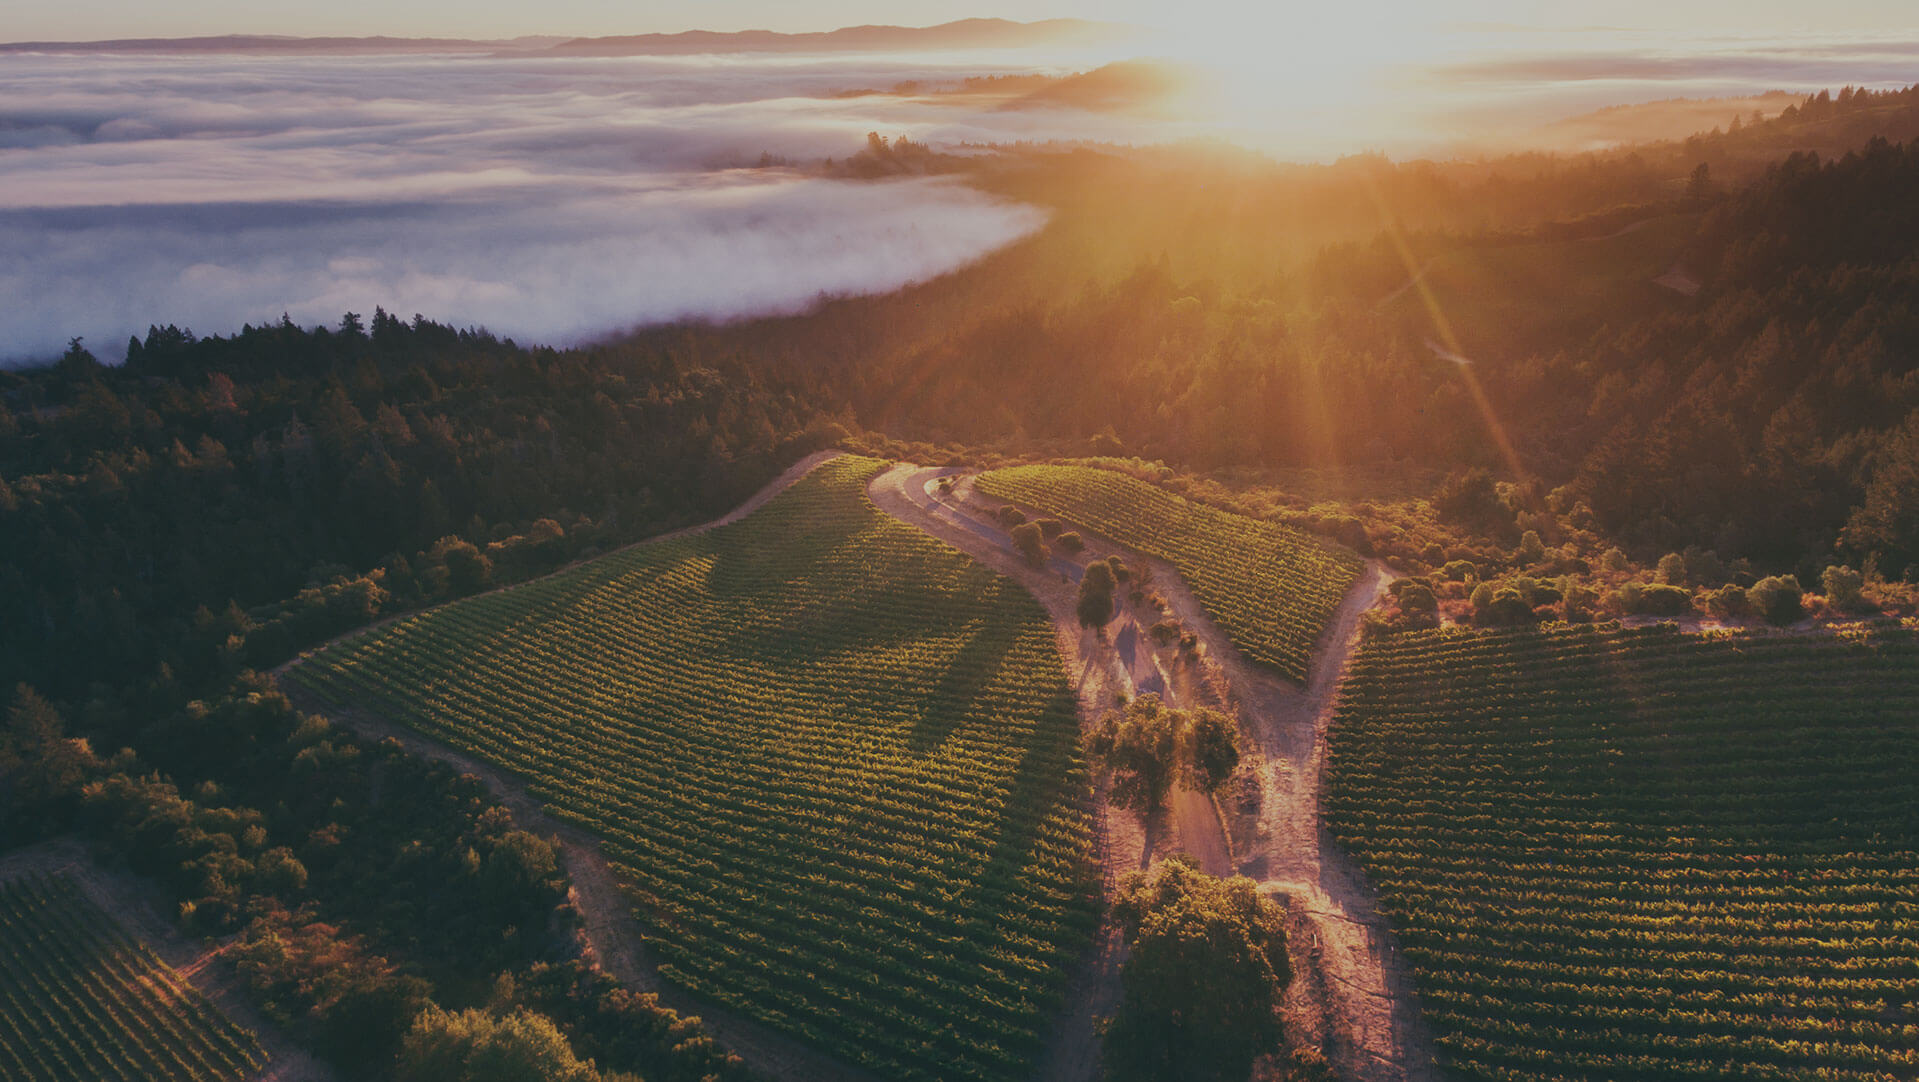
[872,465,1442,1082]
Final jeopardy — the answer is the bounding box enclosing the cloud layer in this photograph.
[3,34,1916,363]
[0,52,1081,363]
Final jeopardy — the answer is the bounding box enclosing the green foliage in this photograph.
[1326,624,1919,1082]
[2,685,99,834]
[1471,584,1534,626]
[1010,521,1047,566]
[1181,708,1241,795]
[294,457,1095,1082]
[1434,469,1510,533]
[978,465,1362,682]
[398,1005,599,1082]
[1078,559,1117,628]
[1822,564,1866,612]
[1846,415,1919,577]
[1056,531,1085,554]
[516,963,752,1082]
[433,536,494,597]
[1656,552,1688,585]
[1747,574,1804,626]
[0,314,828,705]
[0,872,265,1082]
[1396,582,1438,615]
[1087,695,1181,814]
[1088,695,1242,815]
[1102,858,1288,1082]
[1705,583,1753,620]
[1517,530,1546,563]
[1631,582,1693,616]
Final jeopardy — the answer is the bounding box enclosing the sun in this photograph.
[1129,8,1441,151]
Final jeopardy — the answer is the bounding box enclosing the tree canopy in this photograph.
[1103,857,1291,1082]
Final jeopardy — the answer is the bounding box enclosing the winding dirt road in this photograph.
[869,464,1442,1082]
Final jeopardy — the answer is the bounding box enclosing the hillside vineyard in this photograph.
[0,873,265,1082]
[289,455,1097,1082]
[975,464,1364,682]
[1325,623,1919,1082]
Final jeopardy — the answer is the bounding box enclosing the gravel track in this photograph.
[870,464,1443,1082]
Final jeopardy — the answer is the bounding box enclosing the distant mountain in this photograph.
[543,18,1138,57]
[0,34,563,55]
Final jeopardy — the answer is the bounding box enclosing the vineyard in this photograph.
[974,464,1364,682]
[1325,623,1919,1082]
[288,455,1096,1082]
[0,872,265,1082]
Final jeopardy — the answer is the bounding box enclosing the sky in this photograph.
[6,0,1916,42]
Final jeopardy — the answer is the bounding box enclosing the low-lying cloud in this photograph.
[0,52,1081,364]
[4,33,1916,363]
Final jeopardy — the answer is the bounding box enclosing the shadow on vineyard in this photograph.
[287,455,1098,1082]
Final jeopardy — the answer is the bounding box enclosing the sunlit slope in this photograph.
[289,455,1095,1082]
[0,872,266,1082]
[1326,624,1919,1082]
[975,463,1364,682]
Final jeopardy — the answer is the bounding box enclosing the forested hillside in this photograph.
[647,100,1919,585]
[0,314,833,702]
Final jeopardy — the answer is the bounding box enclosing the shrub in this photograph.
[1078,561,1116,628]
[1633,583,1693,616]
[1055,531,1085,554]
[1477,587,1537,626]
[1469,582,1495,612]
[1182,708,1241,794]
[397,1005,599,1082]
[1397,583,1438,615]
[1036,518,1064,539]
[1518,530,1546,563]
[1442,560,1477,582]
[1748,575,1804,626]
[1706,583,1752,620]
[997,506,1025,527]
[1657,552,1688,585]
[1010,522,1047,567]
[1822,565,1866,612]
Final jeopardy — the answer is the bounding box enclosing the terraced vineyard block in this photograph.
[976,464,1364,682]
[1326,623,1919,1082]
[290,455,1096,1082]
[0,872,265,1082]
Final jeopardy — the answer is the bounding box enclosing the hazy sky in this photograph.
[8,0,1917,41]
